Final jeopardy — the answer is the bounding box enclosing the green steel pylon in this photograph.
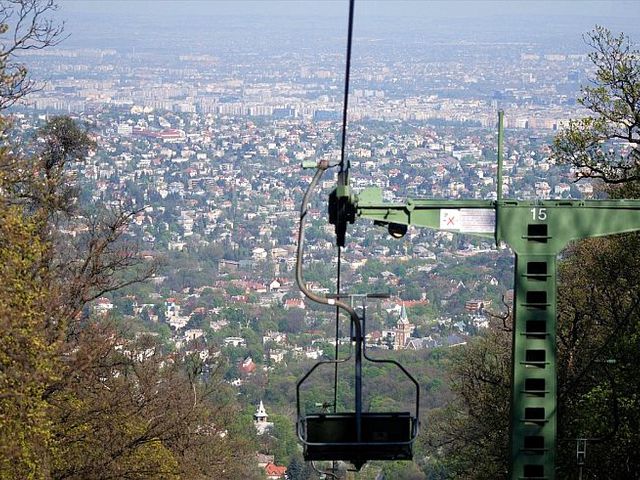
[328,111,640,479]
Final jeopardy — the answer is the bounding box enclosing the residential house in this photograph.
[269,279,281,292]
[264,463,287,480]
[223,336,246,347]
[94,297,114,315]
[284,298,305,310]
[239,356,257,375]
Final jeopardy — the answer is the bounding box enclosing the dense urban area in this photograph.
[4,2,640,479]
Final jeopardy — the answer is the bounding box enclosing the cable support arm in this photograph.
[296,162,362,343]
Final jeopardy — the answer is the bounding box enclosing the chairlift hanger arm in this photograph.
[329,183,497,241]
[296,161,361,332]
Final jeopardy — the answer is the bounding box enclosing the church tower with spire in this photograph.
[394,302,413,350]
[254,400,273,434]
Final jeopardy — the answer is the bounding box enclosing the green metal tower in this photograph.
[327,111,640,479]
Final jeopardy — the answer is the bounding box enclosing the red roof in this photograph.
[240,357,256,374]
[368,330,382,340]
[403,299,429,307]
[284,298,304,308]
[264,462,287,478]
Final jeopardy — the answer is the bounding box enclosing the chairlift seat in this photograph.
[300,412,416,465]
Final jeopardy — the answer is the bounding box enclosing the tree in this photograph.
[554,234,640,478]
[552,26,640,184]
[0,204,54,478]
[279,307,306,334]
[286,455,319,480]
[46,328,262,480]
[267,414,299,466]
[1,113,200,479]
[547,27,640,477]
[21,117,156,335]
[0,0,65,109]
[421,324,511,479]
[381,461,427,480]
[0,5,67,471]
[0,3,263,478]
[286,455,305,480]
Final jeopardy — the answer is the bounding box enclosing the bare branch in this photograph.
[0,0,66,109]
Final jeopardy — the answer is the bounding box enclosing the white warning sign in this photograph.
[439,209,495,233]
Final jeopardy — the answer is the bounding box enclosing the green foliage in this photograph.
[555,234,640,478]
[0,110,260,478]
[226,283,245,297]
[552,26,640,184]
[0,205,53,479]
[44,324,262,480]
[381,461,427,480]
[273,414,300,465]
[286,455,307,480]
[421,329,510,479]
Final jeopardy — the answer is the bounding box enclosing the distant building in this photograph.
[262,331,287,345]
[394,303,414,350]
[165,298,179,318]
[406,337,439,350]
[284,298,305,310]
[184,329,205,342]
[264,462,287,479]
[464,299,489,314]
[254,400,274,435]
[239,356,257,375]
[268,349,286,364]
[223,336,246,347]
[117,123,133,135]
[256,453,275,468]
[93,297,114,315]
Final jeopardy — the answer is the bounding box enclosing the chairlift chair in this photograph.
[295,303,420,470]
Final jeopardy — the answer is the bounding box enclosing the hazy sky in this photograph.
[57,1,640,53]
[61,1,640,19]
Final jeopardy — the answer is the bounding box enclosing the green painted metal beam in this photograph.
[357,188,640,248]
[510,253,557,480]
[350,192,640,480]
